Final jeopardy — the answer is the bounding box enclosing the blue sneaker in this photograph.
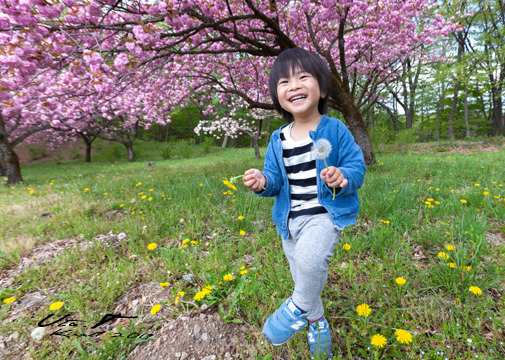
[262,298,308,346]
[307,316,333,359]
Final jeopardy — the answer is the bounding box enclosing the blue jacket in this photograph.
[255,115,366,239]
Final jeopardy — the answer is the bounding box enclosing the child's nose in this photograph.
[289,79,301,90]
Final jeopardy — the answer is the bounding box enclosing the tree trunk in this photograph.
[405,107,414,130]
[0,137,23,185]
[221,135,228,148]
[448,81,460,141]
[448,31,465,140]
[341,105,375,165]
[165,124,169,142]
[329,84,376,165]
[85,141,92,162]
[492,96,503,136]
[125,142,134,162]
[252,135,260,158]
[435,83,446,141]
[376,101,403,131]
[464,83,470,137]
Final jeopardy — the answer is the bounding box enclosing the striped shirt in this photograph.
[281,124,327,218]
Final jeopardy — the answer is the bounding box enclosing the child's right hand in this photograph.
[243,169,266,192]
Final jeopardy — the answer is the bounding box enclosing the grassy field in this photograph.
[1,141,505,359]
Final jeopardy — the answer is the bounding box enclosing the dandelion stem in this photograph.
[323,159,336,200]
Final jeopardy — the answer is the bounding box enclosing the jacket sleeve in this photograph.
[334,123,367,197]
[254,132,284,197]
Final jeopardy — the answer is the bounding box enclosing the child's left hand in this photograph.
[320,166,348,188]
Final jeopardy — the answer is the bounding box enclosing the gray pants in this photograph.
[282,213,341,321]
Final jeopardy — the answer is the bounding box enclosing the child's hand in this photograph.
[320,166,348,188]
[243,169,266,192]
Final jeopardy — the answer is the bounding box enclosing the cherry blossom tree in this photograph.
[1,0,460,184]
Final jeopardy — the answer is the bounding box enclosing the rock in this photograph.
[181,352,189,360]
[30,327,46,341]
[201,333,211,344]
[175,352,181,358]
[200,304,209,311]
[202,356,216,360]
[199,314,206,320]
[194,325,201,338]
[224,352,231,358]
[182,274,196,285]
[8,332,19,342]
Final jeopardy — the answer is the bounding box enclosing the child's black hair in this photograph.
[268,48,331,122]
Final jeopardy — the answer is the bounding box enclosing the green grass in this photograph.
[1,143,505,359]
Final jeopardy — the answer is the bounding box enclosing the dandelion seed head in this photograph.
[311,139,332,160]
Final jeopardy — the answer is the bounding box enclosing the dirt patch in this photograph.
[127,305,252,360]
[413,140,505,154]
[485,232,505,246]
[0,234,258,359]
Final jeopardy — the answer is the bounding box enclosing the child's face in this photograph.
[276,66,323,121]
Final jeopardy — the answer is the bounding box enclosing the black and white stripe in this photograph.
[281,124,326,218]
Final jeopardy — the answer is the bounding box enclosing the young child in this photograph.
[242,48,366,359]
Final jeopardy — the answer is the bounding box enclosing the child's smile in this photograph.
[277,68,323,122]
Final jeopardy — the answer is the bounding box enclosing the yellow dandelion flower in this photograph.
[150,304,161,315]
[371,334,387,348]
[445,244,454,251]
[240,270,248,275]
[179,244,188,249]
[141,195,147,199]
[84,188,89,192]
[469,286,482,296]
[425,201,432,205]
[223,179,237,191]
[190,240,198,245]
[356,303,372,317]
[474,183,480,187]
[427,198,434,202]
[182,239,190,244]
[465,266,471,271]
[240,266,246,270]
[447,262,457,268]
[343,243,351,250]
[395,277,406,285]
[199,183,203,186]
[239,230,246,236]
[148,243,157,250]
[136,182,142,186]
[395,329,412,344]
[237,216,244,220]
[49,301,63,311]
[455,297,460,304]
[223,274,233,281]
[438,252,449,260]
[483,192,489,195]
[148,197,153,201]
[460,199,467,204]
[3,297,15,304]
[29,189,35,194]
[160,282,170,287]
